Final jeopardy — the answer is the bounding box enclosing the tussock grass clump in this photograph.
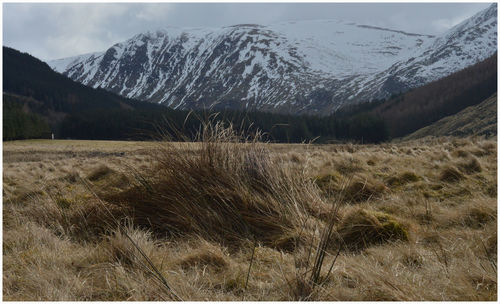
[469,141,496,157]
[344,178,387,202]
[485,228,497,255]
[87,166,131,195]
[288,152,305,164]
[399,247,424,269]
[439,166,465,183]
[98,172,131,194]
[453,149,470,158]
[106,121,322,249]
[470,145,495,157]
[314,173,338,189]
[385,171,420,187]
[485,183,497,198]
[26,196,125,243]
[335,158,364,175]
[314,172,342,195]
[10,187,44,205]
[337,208,409,251]
[179,248,228,272]
[463,204,496,229]
[87,165,114,181]
[400,171,420,182]
[457,157,482,174]
[104,226,157,267]
[61,171,80,183]
[480,141,496,151]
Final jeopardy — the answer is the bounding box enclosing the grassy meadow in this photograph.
[3,127,497,300]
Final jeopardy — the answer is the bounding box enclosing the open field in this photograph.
[3,134,497,301]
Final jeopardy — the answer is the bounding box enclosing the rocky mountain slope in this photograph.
[49,4,497,114]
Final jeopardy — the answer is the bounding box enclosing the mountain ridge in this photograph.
[48,4,497,114]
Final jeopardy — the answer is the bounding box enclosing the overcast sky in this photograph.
[3,2,493,62]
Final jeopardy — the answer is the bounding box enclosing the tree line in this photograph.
[3,94,51,140]
[57,106,389,143]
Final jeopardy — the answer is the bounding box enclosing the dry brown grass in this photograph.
[3,133,497,301]
[457,156,483,174]
[105,122,323,251]
[440,166,465,183]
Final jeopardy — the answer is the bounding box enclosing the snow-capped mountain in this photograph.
[374,3,498,92]
[49,4,497,114]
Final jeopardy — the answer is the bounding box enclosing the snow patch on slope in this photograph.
[47,4,497,114]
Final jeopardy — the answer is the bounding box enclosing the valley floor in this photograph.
[3,136,497,300]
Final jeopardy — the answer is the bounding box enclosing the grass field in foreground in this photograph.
[3,133,497,300]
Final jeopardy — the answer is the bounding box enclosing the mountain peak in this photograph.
[48,7,497,114]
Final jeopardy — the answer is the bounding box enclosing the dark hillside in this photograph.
[370,54,497,138]
[3,47,139,113]
[3,46,164,139]
[404,93,497,139]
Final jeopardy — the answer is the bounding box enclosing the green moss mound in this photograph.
[337,209,409,251]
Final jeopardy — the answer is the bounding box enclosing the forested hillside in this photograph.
[3,94,51,140]
[404,93,497,139]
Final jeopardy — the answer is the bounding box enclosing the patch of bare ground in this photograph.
[3,133,497,300]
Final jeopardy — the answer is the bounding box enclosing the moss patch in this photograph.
[337,208,409,251]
